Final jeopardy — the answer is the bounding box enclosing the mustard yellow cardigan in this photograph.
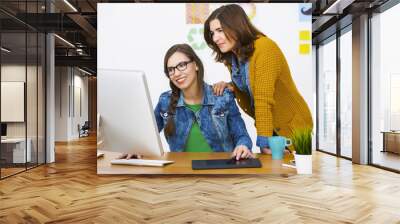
[230,36,313,140]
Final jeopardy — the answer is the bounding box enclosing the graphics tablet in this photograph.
[192,158,262,170]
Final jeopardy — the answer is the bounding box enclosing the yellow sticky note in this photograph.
[299,44,310,55]
[299,30,311,41]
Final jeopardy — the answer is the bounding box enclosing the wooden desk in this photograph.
[381,131,400,154]
[97,151,296,175]
[1,138,32,163]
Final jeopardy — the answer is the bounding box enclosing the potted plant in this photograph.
[290,127,313,174]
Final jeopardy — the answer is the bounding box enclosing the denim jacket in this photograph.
[154,83,252,152]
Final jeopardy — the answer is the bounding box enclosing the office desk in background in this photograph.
[1,138,32,163]
[97,151,296,175]
[381,131,400,154]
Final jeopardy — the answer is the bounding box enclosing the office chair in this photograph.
[79,121,90,138]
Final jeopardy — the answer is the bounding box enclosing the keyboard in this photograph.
[110,159,174,167]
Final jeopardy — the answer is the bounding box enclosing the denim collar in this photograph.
[176,83,215,107]
[231,55,248,75]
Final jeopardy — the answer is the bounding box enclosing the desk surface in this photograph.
[381,131,400,134]
[97,151,297,175]
[1,138,27,143]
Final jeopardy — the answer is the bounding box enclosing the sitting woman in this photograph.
[153,43,253,160]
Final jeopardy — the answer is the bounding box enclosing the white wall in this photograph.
[1,64,46,163]
[98,3,314,152]
[55,67,68,141]
[1,65,36,138]
[1,82,24,122]
[1,66,26,129]
[55,67,89,141]
[73,72,89,138]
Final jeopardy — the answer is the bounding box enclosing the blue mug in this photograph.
[269,136,292,160]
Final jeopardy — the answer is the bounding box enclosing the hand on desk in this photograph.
[117,153,143,159]
[261,148,291,155]
[232,145,254,160]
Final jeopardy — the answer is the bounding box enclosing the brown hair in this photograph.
[204,4,264,64]
[163,43,204,137]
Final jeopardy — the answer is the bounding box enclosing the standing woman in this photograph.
[204,4,313,154]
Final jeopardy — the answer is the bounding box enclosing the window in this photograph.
[0,1,47,179]
[370,2,400,171]
[318,36,337,154]
[340,28,352,158]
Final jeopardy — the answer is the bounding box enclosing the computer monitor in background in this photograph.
[1,123,7,138]
[97,69,164,157]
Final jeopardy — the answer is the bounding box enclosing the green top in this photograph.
[184,104,213,152]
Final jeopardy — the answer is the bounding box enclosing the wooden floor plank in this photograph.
[0,135,399,223]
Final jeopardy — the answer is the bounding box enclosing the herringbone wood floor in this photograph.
[1,135,400,224]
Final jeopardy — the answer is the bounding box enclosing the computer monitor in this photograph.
[97,69,164,157]
[1,123,7,137]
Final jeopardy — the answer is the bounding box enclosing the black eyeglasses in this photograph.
[167,60,193,76]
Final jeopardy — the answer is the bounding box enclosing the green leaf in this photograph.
[290,127,312,155]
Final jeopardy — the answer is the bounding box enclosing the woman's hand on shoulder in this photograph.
[212,81,234,96]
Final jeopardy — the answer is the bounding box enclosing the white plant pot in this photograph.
[294,153,312,174]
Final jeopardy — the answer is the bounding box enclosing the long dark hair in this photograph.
[204,4,264,64]
[163,43,204,137]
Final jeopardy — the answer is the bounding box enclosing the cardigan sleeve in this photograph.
[252,41,282,138]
